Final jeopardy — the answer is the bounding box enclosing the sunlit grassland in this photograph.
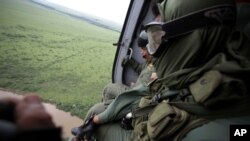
[0,0,120,118]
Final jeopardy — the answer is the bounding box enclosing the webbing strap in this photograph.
[169,97,250,119]
[132,89,180,118]
[132,104,156,118]
[162,4,236,40]
[133,97,250,119]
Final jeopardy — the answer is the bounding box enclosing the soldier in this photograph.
[70,30,157,141]
[134,0,250,140]
[100,30,154,107]
[71,0,250,141]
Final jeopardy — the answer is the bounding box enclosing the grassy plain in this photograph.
[0,0,119,118]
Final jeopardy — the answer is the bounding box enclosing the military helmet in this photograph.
[137,30,148,48]
[158,0,236,40]
[144,21,165,55]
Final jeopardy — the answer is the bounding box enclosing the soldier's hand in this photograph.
[121,55,130,67]
[120,112,133,130]
[75,116,96,141]
[151,93,162,103]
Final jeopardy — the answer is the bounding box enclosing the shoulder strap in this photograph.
[169,97,250,119]
[132,104,156,118]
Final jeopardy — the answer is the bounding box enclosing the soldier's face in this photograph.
[140,47,152,62]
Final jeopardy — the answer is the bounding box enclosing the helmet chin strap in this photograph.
[152,41,168,57]
[162,4,236,40]
[151,4,237,57]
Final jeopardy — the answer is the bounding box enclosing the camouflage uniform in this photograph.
[85,58,154,118]
[130,0,250,140]
[93,0,250,141]
[82,60,155,141]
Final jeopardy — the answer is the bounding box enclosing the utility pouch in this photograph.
[147,101,189,140]
[132,96,154,132]
[189,70,247,108]
[148,80,165,96]
[138,96,152,108]
[131,96,155,141]
[132,121,151,141]
[189,70,222,104]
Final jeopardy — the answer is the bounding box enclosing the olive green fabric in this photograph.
[146,0,250,140]
[98,85,149,124]
[97,60,155,123]
[159,0,235,22]
[102,83,130,104]
[134,63,155,87]
[85,103,107,120]
[95,122,134,141]
[236,3,250,37]
[189,70,222,104]
[181,116,250,141]
[102,60,146,103]
[127,0,250,140]
[97,64,155,123]
[127,58,146,75]
[127,59,155,87]
[188,70,249,108]
[155,0,250,93]
[147,101,190,140]
[96,0,250,140]
[87,65,154,140]
[101,61,154,105]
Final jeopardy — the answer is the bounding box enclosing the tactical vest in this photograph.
[130,70,250,141]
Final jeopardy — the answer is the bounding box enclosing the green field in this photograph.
[0,0,120,118]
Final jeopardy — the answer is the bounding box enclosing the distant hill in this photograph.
[31,0,123,32]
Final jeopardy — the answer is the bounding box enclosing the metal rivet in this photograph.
[200,79,207,85]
